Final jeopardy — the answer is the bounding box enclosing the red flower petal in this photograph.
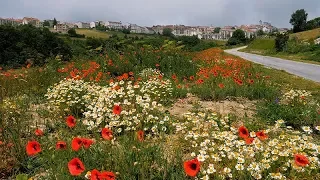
[183,158,200,177]
[68,158,85,176]
[26,141,41,156]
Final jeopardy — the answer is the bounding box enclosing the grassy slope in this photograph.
[76,29,110,39]
[290,28,320,40]
[241,30,320,64]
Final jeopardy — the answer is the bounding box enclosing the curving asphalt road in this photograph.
[225,46,320,83]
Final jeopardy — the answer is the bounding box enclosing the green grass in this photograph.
[246,38,275,50]
[76,29,110,39]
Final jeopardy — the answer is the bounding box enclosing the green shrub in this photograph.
[275,33,289,52]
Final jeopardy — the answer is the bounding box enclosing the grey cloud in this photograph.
[0,0,319,27]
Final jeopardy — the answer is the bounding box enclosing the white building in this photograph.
[105,21,123,30]
[75,22,90,29]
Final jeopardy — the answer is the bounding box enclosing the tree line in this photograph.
[0,24,72,68]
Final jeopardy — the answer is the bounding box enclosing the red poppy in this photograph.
[238,126,249,139]
[256,131,268,141]
[137,130,144,142]
[68,158,85,176]
[183,158,201,177]
[113,105,121,115]
[66,115,76,128]
[82,138,94,149]
[245,137,254,145]
[99,171,116,180]
[294,154,309,167]
[101,128,113,140]
[71,137,83,151]
[196,79,204,84]
[171,74,177,80]
[56,141,67,150]
[189,76,195,81]
[26,141,41,156]
[155,63,160,67]
[248,79,254,84]
[35,129,44,136]
[90,169,100,180]
[218,83,224,89]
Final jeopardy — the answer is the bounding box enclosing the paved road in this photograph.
[225,46,320,83]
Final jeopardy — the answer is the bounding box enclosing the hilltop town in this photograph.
[0,17,289,40]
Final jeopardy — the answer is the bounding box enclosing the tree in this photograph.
[306,17,320,30]
[257,29,265,36]
[67,28,77,37]
[162,28,173,37]
[275,33,289,52]
[227,29,247,46]
[43,20,50,27]
[290,9,308,33]
[214,27,221,33]
[53,18,58,27]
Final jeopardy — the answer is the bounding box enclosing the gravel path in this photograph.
[225,46,320,83]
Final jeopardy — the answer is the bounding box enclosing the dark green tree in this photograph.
[53,18,58,27]
[290,9,308,33]
[257,29,265,36]
[43,20,50,27]
[214,27,221,33]
[227,29,247,46]
[306,17,320,30]
[162,28,173,37]
[67,28,77,37]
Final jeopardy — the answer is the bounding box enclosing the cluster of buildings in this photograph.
[0,16,289,40]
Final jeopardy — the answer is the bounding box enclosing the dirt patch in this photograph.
[169,94,256,118]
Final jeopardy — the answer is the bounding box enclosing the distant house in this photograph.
[220,27,236,39]
[105,21,123,30]
[22,17,40,26]
[0,18,22,26]
[278,28,289,34]
[90,21,105,28]
[75,22,90,29]
[55,23,69,32]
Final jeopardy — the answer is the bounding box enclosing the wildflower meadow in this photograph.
[1,38,320,180]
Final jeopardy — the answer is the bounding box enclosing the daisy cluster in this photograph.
[176,112,320,180]
[281,89,312,105]
[46,69,173,136]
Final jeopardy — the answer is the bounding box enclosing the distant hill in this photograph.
[290,28,320,41]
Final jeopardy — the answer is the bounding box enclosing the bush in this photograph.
[275,33,289,52]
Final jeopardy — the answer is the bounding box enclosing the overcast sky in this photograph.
[1,0,319,28]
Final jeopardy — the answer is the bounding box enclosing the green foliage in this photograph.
[275,33,289,52]
[53,18,57,27]
[214,27,221,33]
[290,9,308,33]
[43,20,50,27]
[257,99,319,128]
[0,25,72,67]
[67,28,85,38]
[306,17,320,30]
[162,28,174,37]
[257,29,265,36]
[190,41,217,51]
[246,38,275,50]
[122,28,131,34]
[227,29,247,46]
[177,35,200,49]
